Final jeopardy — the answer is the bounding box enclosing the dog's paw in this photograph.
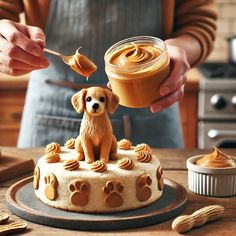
[33,166,40,190]
[156,166,164,191]
[69,179,90,206]
[102,180,124,207]
[74,152,85,161]
[44,173,58,200]
[110,153,118,161]
[86,158,93,164]
[136,174,152,201]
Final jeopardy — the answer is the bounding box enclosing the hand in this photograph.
[0,19,49,76]
[150,43,190,113]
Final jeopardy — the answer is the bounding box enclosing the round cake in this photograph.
[34,140,164,213]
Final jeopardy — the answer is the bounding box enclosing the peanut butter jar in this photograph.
[104,36,170,108]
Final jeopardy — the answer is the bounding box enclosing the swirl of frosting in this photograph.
[118,139,132,150]
[134,143,152,154]
[45,142,61,154]
[65,138,75,149]
[118,158,134,170]
[136,151,152,163]
[110,44,161,69]
[63,159,80,171]
[196,147,235,168]
[44,152,60,163]
[68,48,97,79]
[90,160,107,173]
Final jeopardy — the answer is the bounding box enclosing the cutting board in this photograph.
[0,149,35,183]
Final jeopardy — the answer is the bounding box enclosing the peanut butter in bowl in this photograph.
[105,36,170,108]
[187,147,236,197]
[196,146,235,168]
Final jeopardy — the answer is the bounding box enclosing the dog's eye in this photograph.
[99,97,105,102]
[86,96,92,102]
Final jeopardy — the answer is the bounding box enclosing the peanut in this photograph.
[172,205,225,233]
[0,222,27,235]
[0,213,9,225]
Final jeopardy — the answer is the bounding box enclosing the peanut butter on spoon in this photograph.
[196,146,235,168]
[68,48,97,79]
[44,47,97,79]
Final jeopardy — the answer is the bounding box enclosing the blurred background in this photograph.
[0,0,236,149]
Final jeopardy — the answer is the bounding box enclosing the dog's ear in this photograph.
[105,89,119,114]
[71,89,87,113]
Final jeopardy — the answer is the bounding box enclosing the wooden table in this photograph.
[0,147,236,235]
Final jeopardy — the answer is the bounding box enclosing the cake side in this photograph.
[34,147,164,213]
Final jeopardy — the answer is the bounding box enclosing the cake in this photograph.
[33,87,164,213]
[34,141,164,213]
[187,147,236,197]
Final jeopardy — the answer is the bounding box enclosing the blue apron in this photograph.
[18,0,183,148]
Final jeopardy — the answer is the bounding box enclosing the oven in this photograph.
[198,62,236,148]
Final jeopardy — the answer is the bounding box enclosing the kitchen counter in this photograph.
[0,147,235,235]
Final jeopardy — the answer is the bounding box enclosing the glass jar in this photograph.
[105,36,170,108]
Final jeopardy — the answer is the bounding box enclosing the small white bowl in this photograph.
[187,155,236,197]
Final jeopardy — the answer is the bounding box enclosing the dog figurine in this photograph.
[71,87,119,164]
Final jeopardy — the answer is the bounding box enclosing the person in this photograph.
[0,0,217,148]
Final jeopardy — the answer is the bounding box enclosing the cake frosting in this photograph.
[117,139,132,150]
[196,147,235,168]
[34,142,164,213]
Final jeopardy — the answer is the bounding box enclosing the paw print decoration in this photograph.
[44,173,58,200]
[156,166,164,191]
[136,174,152,201]
[69,179,90,206]
[102,180,124,208]
[33,166,40,190]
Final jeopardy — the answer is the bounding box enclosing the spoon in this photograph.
[44,48,73,65]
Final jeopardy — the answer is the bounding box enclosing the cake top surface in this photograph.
[40,140,160,179]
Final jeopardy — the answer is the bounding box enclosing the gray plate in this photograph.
[6,176,187,231]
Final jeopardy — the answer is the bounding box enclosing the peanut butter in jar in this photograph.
[104,36,170,108]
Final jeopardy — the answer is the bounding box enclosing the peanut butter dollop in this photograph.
[134,143,152,154]
[118,158,134,170]
[45,142,61,154]
[136,151,152,163]
[108,44,162,77]
[68,48,97,79]
[65,138,75,149]
[196,147,235,168]
[117,139,132,150]
[90,160,107,173]
[44,152,60,163]
[63,159,80,171]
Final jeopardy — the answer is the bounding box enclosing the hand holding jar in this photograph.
[105,36,190,111]
[150,42,190,113]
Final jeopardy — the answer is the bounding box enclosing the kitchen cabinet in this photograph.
[0,70,200,147]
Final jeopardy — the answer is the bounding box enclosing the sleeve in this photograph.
[0,0,24,22]
[174,0,217,65]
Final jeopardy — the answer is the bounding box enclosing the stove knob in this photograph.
[210,94,227,109]
[232,95,236,108]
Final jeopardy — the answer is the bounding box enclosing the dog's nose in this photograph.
[92,103,99,110]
